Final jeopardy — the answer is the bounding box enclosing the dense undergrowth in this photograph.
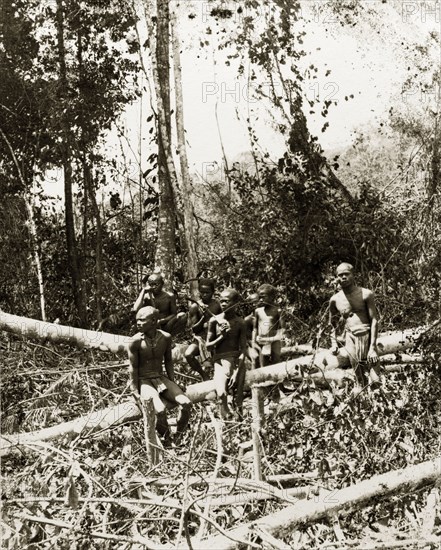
[1,329,441,548]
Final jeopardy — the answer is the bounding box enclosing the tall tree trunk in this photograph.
[153,0,176,288]
[170,6,198,299]
[87,167,103,326]
[429,115,440,205]
[136,0,183,289]
[55,0,87,326]
[76,26,102,326]
[0,127,46,320]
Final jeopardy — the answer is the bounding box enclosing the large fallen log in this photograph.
[0,360,424,457]
[0,401,142,456]
[0,324,430,457]
[199,456,441,550]
[0,311,314,366]
[2,310,431,366]
[0,311,187,361]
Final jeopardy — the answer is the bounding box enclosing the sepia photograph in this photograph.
[1,0,440,547]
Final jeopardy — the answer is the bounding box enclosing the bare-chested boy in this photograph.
[127,306,192,445]
[184,279,222,381]
[329,263,380,388]
[132,273,186,336]
[253,284,285,368]
[244,292,259,345]
[206,288,248,418]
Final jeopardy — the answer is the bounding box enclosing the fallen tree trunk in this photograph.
[200,456,441,550]
[0,325,429,456]
[0,311,187,361]
[1,311,430,365]
[0,401,142,457]
[0,361,424,457]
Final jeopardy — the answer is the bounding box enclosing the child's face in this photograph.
[258,290,274,307]
[336,267,354,289]
[147,275,163,294]
[199,285,213,304]
[248,293,259,309]
[136,312,158,332]
[219,291,237,312]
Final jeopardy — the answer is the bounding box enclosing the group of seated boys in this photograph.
[128,274,284,446]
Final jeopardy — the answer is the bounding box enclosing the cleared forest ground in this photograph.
[1,326,441,549]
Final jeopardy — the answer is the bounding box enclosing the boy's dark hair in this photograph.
[222,288,241,303]
[198,278,215,291]
[258,284,277,298]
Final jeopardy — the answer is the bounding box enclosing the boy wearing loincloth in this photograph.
[206,288,248,418]
[253,284,285,368]
[185,278,222,381]
[127,306,192,445]
[329,263,380,389]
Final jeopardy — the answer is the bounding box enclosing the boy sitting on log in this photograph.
[132,273,186,336]
[185,278,222,381]
[127,306,192,446]
[206,288,248,419]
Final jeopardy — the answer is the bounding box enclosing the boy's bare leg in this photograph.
[234,359,246,417]
[214,360,231,419]
[218,395,230,419]
[174,396,192,444]
[185,344,209,381]
[156,411,172,447]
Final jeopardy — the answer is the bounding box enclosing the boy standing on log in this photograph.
[253,284,285,404]
[185,279,222,381]
[329,263,380,388]
[128,306,192,446]
[206,288,248,418]
[253,284,285,368]
[132,273,186,336]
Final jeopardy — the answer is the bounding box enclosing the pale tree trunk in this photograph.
[0,311,187,359]
[85,165,103,326]
[170,5,199,299]
[0,316,429,457]
[0,127,46,321]
[202,456,441,550]
[55,0,87,326]
[148,0,177,288]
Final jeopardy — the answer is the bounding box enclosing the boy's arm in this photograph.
[164,334,175,381]
[132,288,146,313]
[366,290,379,362]
[158,293,178,326]
[329,296,340,354]
[189,303,204,333]
[252,309,260,345]
[127,338,140,392]
[239,319,249,358]
[206,318,224,350]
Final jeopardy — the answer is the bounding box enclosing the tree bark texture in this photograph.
[201,456,441,549]
[151,0,176,287]
[55,0,87,326]
[170,6,199,299]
